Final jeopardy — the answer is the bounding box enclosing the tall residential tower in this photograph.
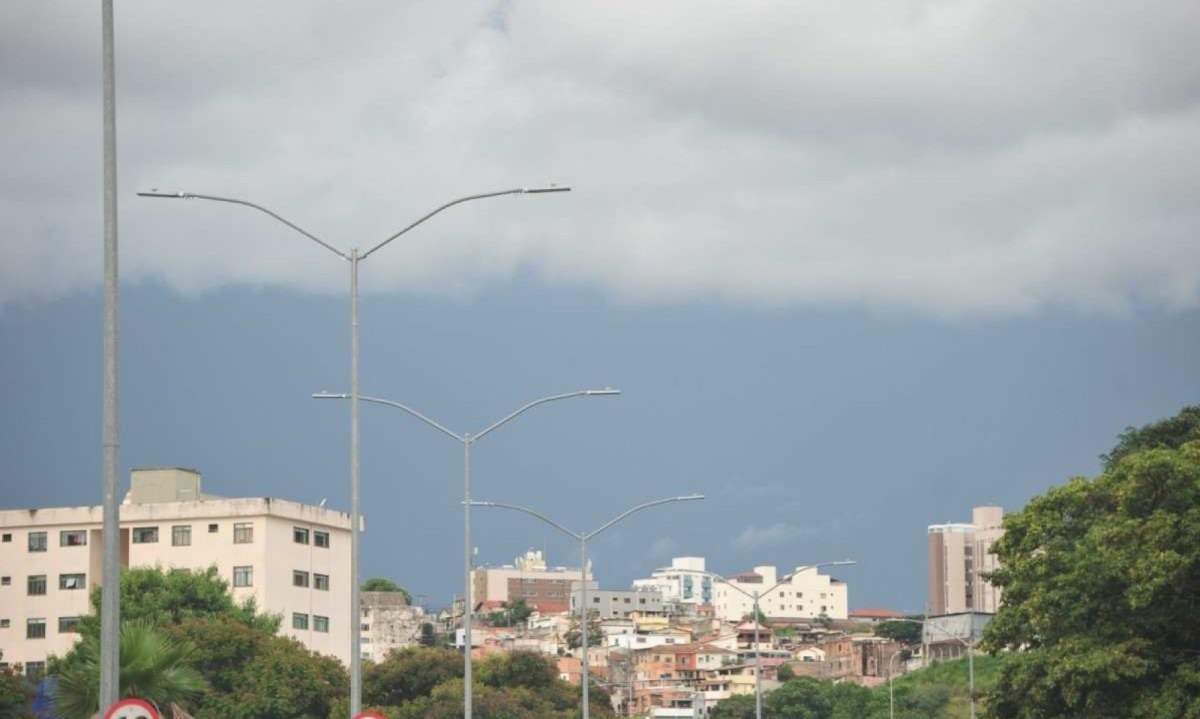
[927,506,1004,615]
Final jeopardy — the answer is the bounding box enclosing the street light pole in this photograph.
[99,0,121,710]
[139,186,569,717]
[313,389,619,719]
[704,561,856,719]
[471,495,705,719]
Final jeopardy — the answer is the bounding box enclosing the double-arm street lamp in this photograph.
[139,185,569,716]
[704,561,856,719]
[312,389,619,719]
[471,495,705,719]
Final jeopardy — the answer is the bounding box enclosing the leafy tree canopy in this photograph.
[875,618,923,645]
[77,566,278,637]
[363,646,462,707]
[361,578,413,605]
[166,616,347,719]
[0,653,35,719]
[54,620,206,719]
[1101,404,1200,470]
[983,407,1200,719]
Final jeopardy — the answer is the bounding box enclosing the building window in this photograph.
[1,533,10,542]
[28,532,47,552]
[60,530,87,547]
[313,615,329,633]
[172,525,192,546]
[132,527,159,544]
[59,574,86,590]
[25,661,45,682]
[58,616,81,633]
[26,618,46,639]
[292,613,309,630]
[314,573,330,591]
[233,566,253,588]
[1,577,10,586]
[28,575,47,596]
[293,571,310,588]
[294,527,310,544]
[0,619,9,628]
[208,523,219,533]
[233,523,253,544]
[314,531,330,548]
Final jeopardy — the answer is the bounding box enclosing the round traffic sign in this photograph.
[102,698,161,719]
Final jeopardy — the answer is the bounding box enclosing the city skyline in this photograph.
[2,1,1198,615]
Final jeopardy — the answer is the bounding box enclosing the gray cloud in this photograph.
[732,522,812,551]
[3,0,1198,316]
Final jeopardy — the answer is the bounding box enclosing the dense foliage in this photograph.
[707,659,997,719]
[54,567,343,719]
[983,407,1200,719]
[0,656,34,719]
[363,649,613,719]
[54,621,206,719]
[361,578,414,605]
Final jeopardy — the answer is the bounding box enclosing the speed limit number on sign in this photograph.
[102,698,161,719]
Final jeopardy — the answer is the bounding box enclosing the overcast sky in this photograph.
[2,1,1198,612]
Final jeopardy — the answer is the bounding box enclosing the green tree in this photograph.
[166,615,347,719]
[983,409,1200,719]
[361,578,413,605]
[875,619,923,645]
[1101,404,1200,470]
[363,646,462,707]
[766,676,832,719]
[54,620,206,719]
[709,694,756,719]
[0,654,34,719]
[77,566,278,637]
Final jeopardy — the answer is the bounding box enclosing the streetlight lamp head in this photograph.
[676,494,705,501]
[521,185,572,194]
[311,392,349,400]
[584,388,621,396]
[136,190,191,199]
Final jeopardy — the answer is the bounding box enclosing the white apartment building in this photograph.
[632,557,714,607]
[927,506,1005,615]
[0,468,352,678]
[711,565,849,623]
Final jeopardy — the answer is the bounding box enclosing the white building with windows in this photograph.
[711,565,849,623]
[632,557,714,607]
[0,468,352,679]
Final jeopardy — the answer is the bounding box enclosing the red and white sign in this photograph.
[102,698,161,719]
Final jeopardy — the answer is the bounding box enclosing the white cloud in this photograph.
[732,523,811,551]
[2,0,1198,316]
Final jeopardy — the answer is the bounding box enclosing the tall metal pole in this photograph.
[581,536,591,719]
[753,591,762,719]
[349,250,361,717]
[312,389,615,719]
[463,436,473,719]
[99,0,121,711]
[141,187,568,718]
[968,609,976,719]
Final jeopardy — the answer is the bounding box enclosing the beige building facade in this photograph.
[0,468,352,678]
[471,549,592,610]
[711,565,850,622]
[927,505,1004,615]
